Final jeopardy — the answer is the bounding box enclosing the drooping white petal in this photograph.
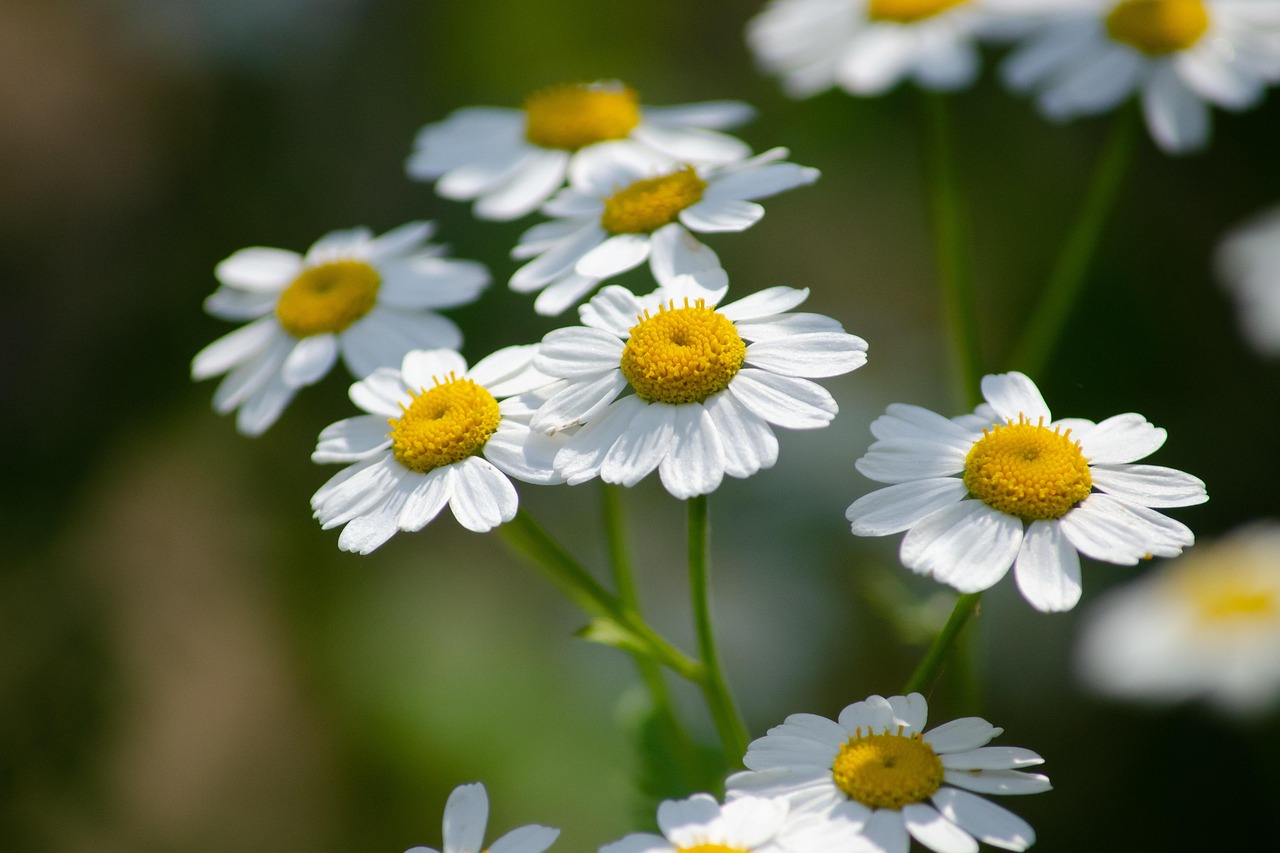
[449,457,518,532]
[553,396,645,484]
[483,421,565,485]
[1013,520,1083,613]
[281,334,339,388]
[900,501,1023,593]
[727,369,837,429]
[530,370,629,434]
[474,148,569,220]
[861,805,910,853]
[600,402,676,487]
[1058,493,1194,565]
[648,222,724,289]
[192,316,280,380]
[398,467,454,533]
[846,478,969,536]
[575,233,652,279]
[236,371,298,436]
[658,404,725,498]
[510,224,607,291]
[903,802,978,853]
[341,309,461,379]
[337,473,411,554]
[378,257,490,311]
[703,391,779,479]
[1142,62,1210,154]
[931,788,1035,852]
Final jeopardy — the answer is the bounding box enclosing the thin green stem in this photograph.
[498,509,703,682]
[1008,108,1138,379]
[921,91,984,409]
[903,592,982,695]
[688,495,751,763]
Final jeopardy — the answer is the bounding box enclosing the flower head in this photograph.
[311,347,564,553]
[727,693,1050,853]
[510,144,819,315]
[407,782,559,853]
[407,81,755,221]
[1003,0,1280,152]
[1076,522,1280,717]
[1216,203,1280,356]
[846,371,1207,611]
[530,277,867,499]
[600,793,791,853]
[191,222,487,435]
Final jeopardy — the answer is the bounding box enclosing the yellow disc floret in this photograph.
[1106,0,1209,55]
[832,728,944,810]
[524,82,641,151]
[963,416,1093,521]
[868,0,968,24]
[620,300,746,405]
[601,168,708,235]
[389,375,501,474]
[275,260,380,338]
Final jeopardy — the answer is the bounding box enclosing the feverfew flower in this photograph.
[408,80,754,221]
[531,277,867,499]
[1216,204,1280,355]
[1003,0,1280,153]
[1077,522,1280,717]
[846,371,1207,612]
[191,222,487,435]
[747,0,1032,98]
[311,347,564,554]
[727,693,1050,853]
[600,793,790,853]
[511,144,819,315]
[407,781,559,853]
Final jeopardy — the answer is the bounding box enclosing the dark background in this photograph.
[3,1,1279,850]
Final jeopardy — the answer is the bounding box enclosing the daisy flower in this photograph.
[600,793,792,853]
[510,143,819,315]
[407,781,559,853]
[1216,204,1280,355]
[191,222,487,436]
[311,347,565,554]
[1003,0,1280,153]
[845,371,1207,612]
[1076,522,1280,717]
[530,277,867,499]
[746,0,1036,98]
[726,693,1051,853]
[407,80,755,221]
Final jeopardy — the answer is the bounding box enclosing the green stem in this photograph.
[1008,108,1138,379]
[903,592,982,695]
[687,495,751,763]
[921,91,984,409]
[498,509,703,682]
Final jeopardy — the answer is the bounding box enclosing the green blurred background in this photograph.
[4,0,1280,850]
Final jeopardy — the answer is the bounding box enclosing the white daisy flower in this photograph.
[1216,204,1280,356]
[530,276,868,499]
[407,80,755,221]
[746,0,1035,98]
[1003,0,1280,153]
[510,143,819,315]
[1076,522,1280,717]
[845,371,1207,612]
[726,693,1051,853]
[191,222,488,436]
[407,781,559,853]
[600,793,791,853]
[311,346,565,554]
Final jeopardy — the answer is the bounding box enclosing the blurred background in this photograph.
[3,0,1280,850]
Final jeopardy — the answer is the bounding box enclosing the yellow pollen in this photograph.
[963,416,1093,521]
[601,167,708,235]
[523,82,641,151]
[868,0,968,24]
[620,299,746,405]
[388,375,501,473]
[1106,0,1209,55]
[832,728,944,810]
[275,260,380,338]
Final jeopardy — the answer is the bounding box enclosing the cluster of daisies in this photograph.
[412,691,1049,853]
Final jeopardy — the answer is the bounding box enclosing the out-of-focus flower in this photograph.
[846,371,1208,612]
[727,692,1050,853]
[407,781,559,853]
[1216,204,1280,355]
[311,347,564,553]
[1076,522,1280,717]
[1003,0,1280,153]
[408,81,754,221]
[191,222,487,435]
[530,277,867,499]
[599,793,791,853]
[510,144,819,315]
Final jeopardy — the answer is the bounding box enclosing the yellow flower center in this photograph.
[388,375,501,473]
[1106,0,1209,55]
[868,0,968,24]
[963,417,1093,521]
[523,82,641,151]
[1172,553,1280,626]
[832,729,944,810]
[274,260,380,338]
[620,300,746,405]
[601,167,708,235]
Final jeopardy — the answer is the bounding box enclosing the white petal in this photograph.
[1142,63,1210,154]
[600,402,676,487]
[532,272,604,316]
[734,312,844,342]
[888,692,929,733]
[378,258,490,311]
[703,391,779,479]
[745,332,867,377]
[312,455,395,523]
[847,478,969,536]
[398,468,454,532]
[236,371,297,436]
[838,26,918,95]
[642,101,755,129]
[1076,412,1166,463]
[341,309,461,379]
[718,286,810,322]
[575,233,652,279]
[980,372,1051,423]
[399,349,469,390]
[214,247,301,291]
[941,748,1045,772]
[1058,493,1194,564]
[281,334,339,388]
[871,403,978,447]
[203,286,277,321]
[914,31,980,91]
[553,396,644,484]
[854,439,968,485]
[449,458,518,532]
[209,332,289,412]
[1013,520,1082,612]
[313,415,392,463]
[658,405,725,498]
[488,825,559,853]
[862,807,910,853]
[903,803,978,853]
[703,162,819,203]
[900,502,1023,593]
[648,223,723,289]
[474,149,569,220]
[337,474,411,554]
[924,718,1002,754]
[349,367,410,417]
[1089,464,1208,508]
[656,793,722,841]
[942,769,1053,797]
[727,369,837,429]
[631,123,752,165]
[679,198,765,233]
[192,316,280,380]
[530,371,629,434]
[483,421,565,485]
[1176,48,1263,110]
[305,227,372,263]
[510,224,607,290]
[578,285,646,337]
[931,788,1036,852]
[716,796,789,848]
[442,782,488,853]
